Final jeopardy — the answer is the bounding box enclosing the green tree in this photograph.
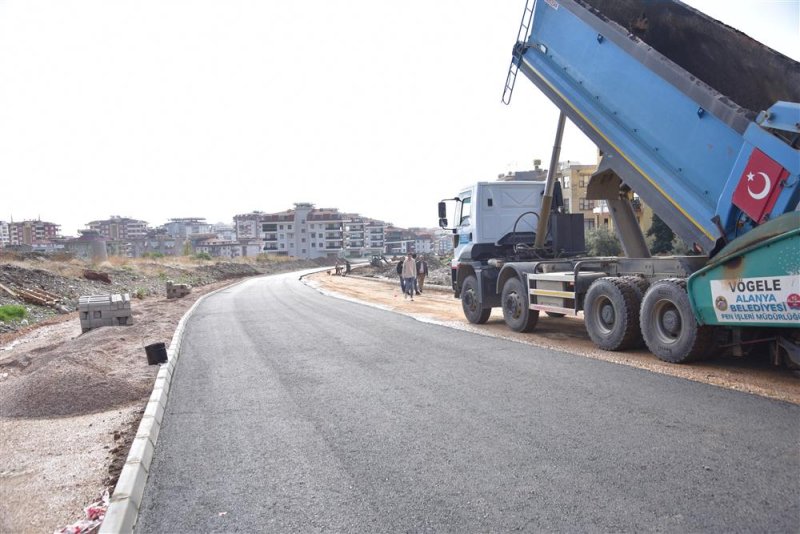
[646,214,674,255]
[586,226,622,256]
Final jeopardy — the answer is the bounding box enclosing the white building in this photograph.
[0,221,9,248]
[213,223,236,241]
[194,238,241,259]
[234,203,386,260]
[163,217,214,238]
[414,233,434,254]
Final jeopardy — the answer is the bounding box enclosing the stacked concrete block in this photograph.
[79,293,133,333]
[166,281,192,299]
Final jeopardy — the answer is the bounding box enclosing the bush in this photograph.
[586,226,622,256]
[193,252,212,261]
[0,305,27,322]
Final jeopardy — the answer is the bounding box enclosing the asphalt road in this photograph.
[135,271,799,533]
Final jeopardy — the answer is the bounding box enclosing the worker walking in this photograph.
[402,252,417,301]
[415,255,428,294]
[396,259,405,294]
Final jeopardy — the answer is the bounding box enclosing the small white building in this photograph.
[0,221,9,248]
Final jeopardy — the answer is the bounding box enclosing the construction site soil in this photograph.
[0,257,797,532]
[0,255,330,533]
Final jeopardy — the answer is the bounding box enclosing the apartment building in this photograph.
[213,223,236,241]
[234,203,386,259]
[0,221,9,248]
[556,162,598,231]
[193,238,241,259]
[384,226,417,255]
[434,228,454,256]
[557,161,653,233]
[345,216,385,257]
[128,231,183,257]
[87,216,148,241]
[7,219,61,246]
[365,219,385,253]
[162,217,213,238]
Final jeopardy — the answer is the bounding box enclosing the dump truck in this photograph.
[442,0,800,365]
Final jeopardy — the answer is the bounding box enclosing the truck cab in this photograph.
[445,181,545,266]
[440,180,584,324]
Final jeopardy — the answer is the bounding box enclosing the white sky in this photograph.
[1,0,798,236]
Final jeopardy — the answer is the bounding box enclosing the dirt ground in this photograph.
[0,281,233,533]
[306,272,800,405]
[1,267,797,533]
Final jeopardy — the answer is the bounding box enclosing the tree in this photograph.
[646,214,674,255]
[586,226,622,256]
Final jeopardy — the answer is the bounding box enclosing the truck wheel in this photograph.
[502,276,539,332]
[619,275,649,348]
[584,277,642,351]
[640,279,713,363]
[461,275,491,324]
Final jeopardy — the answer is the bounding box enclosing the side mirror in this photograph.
[438,202,448,228]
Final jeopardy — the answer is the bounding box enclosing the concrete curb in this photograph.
[99,282,237,534]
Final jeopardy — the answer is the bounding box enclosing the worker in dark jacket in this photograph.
[396,259,405,294]
[415,255,429,294]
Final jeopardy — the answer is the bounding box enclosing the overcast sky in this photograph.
[1,0,798,236]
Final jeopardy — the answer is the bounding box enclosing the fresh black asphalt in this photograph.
[135,271,799,532]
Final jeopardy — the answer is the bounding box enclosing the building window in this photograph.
[279,225,284,230]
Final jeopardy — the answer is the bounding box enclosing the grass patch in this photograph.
[0,305,27,322]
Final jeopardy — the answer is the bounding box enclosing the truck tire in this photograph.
[619,275,649,348]
[640,279,713,363]
[461,275,491,324]
[501,276,539,333]
[584,277,642,351]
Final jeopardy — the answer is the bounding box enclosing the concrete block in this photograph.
[166,280,192,299]
[78,293,132,332]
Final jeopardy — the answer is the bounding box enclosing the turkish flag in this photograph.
[731,148,786,223]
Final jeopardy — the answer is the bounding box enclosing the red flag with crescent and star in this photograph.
[731,148,786,224]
